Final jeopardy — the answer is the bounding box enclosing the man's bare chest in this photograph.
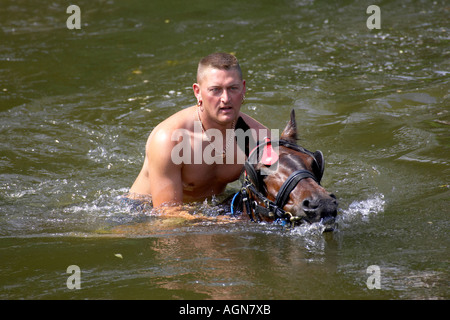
[181,162,243,192]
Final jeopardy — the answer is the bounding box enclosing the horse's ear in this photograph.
[280,109,298,143]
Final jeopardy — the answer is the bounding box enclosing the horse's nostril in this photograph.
[328,194,338,206]
[302,199,310,208]
[302,198,319,210]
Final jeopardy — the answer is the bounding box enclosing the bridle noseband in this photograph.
[231,139,324,226]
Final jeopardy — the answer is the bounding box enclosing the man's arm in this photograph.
[146,128,184,207]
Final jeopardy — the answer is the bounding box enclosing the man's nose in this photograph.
[221,89,231,104]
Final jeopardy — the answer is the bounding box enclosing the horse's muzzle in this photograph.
[300,195,338,230]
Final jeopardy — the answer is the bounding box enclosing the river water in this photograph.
[0,0,448,300]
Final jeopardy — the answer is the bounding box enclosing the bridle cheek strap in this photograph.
[237,170,318,223]
[274,170,319,209]
[235,138,323,224]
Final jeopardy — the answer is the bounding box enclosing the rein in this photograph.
[231,139,323,226]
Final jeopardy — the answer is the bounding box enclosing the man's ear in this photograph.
[280,109,298,143]
[241,80,246,102]
[192,83,201,102]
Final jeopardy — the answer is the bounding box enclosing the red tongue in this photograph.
[261,138,279,166]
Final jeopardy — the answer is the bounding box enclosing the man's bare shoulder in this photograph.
[155,106,195,131]
[238,112,268,131]
[147,106,195,143]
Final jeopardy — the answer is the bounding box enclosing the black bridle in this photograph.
[231,139,325,225]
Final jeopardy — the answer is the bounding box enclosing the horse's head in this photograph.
[242,109,338,230]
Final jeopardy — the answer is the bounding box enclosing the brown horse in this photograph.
[232,109,338,231]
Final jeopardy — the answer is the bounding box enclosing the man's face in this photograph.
[194,67,246,125]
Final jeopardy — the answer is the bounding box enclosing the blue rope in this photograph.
[230,191,241,214]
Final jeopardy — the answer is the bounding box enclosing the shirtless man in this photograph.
[129,53,268,207]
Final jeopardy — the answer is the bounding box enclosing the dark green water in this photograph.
[1,0,448,299]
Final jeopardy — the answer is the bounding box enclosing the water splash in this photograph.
[338,193,385,226]
[290,221,327,237]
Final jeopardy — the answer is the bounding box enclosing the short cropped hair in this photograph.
[196,52,243,83]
